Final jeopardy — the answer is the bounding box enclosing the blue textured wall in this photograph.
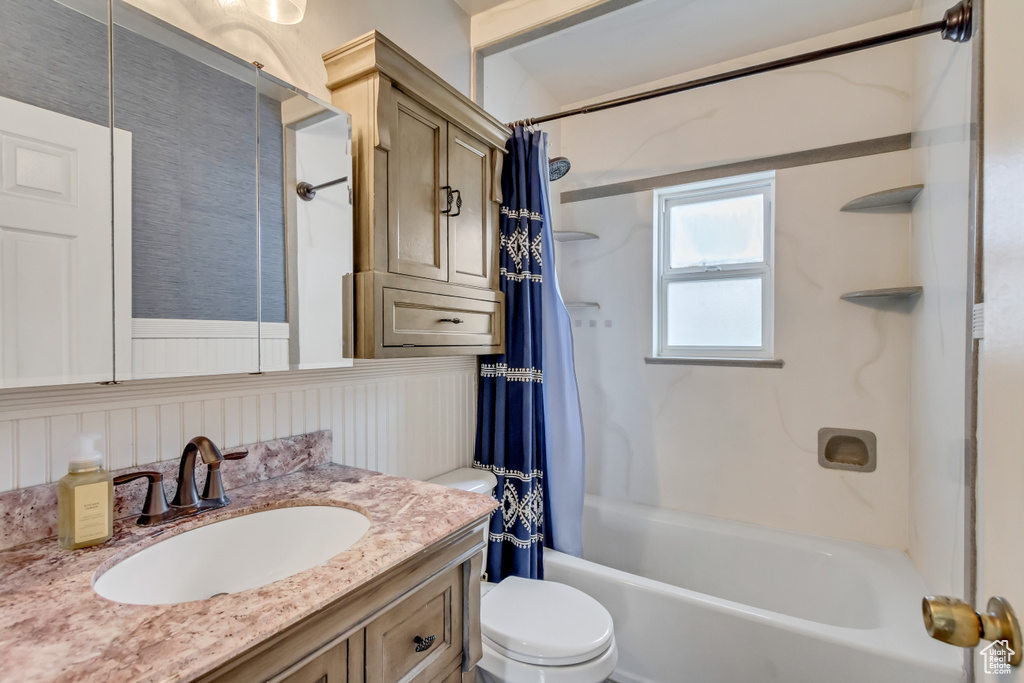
[0,0,286,323]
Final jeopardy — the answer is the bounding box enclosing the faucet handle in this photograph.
[113,471,172,526]
[200,450,248,508]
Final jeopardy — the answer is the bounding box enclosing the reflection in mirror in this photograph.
[111,2,260,380]
[0,0,115,387]
[258,74,354,371]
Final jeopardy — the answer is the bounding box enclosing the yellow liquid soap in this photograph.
[57,434,113,550]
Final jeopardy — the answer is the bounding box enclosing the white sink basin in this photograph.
[93,505,371,605]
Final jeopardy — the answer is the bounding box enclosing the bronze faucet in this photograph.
[114,436,248,527]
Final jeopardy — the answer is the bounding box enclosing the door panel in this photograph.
[447,126,494,289]
[0,95,115,386]
[389,92,447,281]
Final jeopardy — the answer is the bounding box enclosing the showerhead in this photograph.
[549,156,571,182]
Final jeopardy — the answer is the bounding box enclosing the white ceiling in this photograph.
[497,0,918,106]
[452,0,510,15]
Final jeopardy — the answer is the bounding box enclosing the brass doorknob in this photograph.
[923,595,1022,666]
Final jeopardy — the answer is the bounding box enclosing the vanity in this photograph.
[0,432,497,683]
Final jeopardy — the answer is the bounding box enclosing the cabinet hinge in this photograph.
[973,302,985,340]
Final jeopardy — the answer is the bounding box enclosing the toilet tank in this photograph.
[429,468,496,575]
[429,468,498,496]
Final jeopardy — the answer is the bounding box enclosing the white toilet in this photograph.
[428,468,618,683]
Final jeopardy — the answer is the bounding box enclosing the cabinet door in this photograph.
[278,639,348,683]
[365,565,463,683]
[389,92,448,281]
[446,126,495,289]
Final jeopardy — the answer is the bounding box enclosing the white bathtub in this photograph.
[544,495,964,683]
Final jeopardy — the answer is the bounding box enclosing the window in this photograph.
[653,171,775,360]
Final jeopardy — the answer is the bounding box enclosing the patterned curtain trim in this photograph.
[474,461,546,550]
[472,461,544,482]
[489,530,544,549]
[500,207,544,222]
[480,363,543,383]
[496,478,544,534]
[500,268,543,283]
[500,228,543,275]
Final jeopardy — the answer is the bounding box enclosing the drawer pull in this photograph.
[414,634,436,652]
[440,317,464,324]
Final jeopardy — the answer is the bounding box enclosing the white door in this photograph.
[0,95,123,387]
[976,1,1024,680]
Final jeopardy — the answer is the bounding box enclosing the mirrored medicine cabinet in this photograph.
[0,0,353,389]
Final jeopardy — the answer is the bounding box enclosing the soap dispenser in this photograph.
[57,433,114,549]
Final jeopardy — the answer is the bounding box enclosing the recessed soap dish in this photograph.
[818,428,876,472]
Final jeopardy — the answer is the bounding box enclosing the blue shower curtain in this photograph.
[474,126,586,581]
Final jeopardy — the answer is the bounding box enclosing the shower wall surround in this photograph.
[558,13,919,550]
[0,0,479,493]
[481,50,564,226]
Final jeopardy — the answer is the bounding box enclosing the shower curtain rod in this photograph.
[507,0,972,128]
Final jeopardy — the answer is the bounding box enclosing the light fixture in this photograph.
[244,0,306,24]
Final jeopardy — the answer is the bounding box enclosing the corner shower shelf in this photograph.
[840,286,923,302]
[564,302,601,310]
[554,231,599,242]
[840,184,924,211]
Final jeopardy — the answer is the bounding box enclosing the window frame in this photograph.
[653,171,776,361]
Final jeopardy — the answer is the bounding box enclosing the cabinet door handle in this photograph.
[440,187,462,217]
[440,317,464,324]
[414,634,436,652]
[441,186,454,215]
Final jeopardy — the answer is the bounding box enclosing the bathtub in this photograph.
[544,495,963,683]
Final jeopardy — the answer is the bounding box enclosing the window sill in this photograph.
[644,356,785,369]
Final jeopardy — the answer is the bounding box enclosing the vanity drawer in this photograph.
[365,565,464,683]
[382,288,500,348]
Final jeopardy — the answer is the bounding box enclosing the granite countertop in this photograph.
[0,464,497,683]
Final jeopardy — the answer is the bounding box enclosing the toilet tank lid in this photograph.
[428,468,497,494]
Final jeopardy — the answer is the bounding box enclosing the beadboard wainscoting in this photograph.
[0,357,478,493]
[130,319,293,377]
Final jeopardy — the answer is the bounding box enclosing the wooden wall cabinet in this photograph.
[201,523,485,683]
[323,32,509,359]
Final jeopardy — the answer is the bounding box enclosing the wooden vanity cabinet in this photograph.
[199,523,486,683]
[323,32,509,359]
[277,640,349,683]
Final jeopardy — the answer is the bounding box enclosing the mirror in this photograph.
[258,72,354,372]
[0,0,115,388]
[111,1,260,380]
[0,1,354,387]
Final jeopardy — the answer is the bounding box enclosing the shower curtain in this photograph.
[474,126,586,581]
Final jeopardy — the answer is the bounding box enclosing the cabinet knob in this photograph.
[413,634,436,652]
[440,317,464,324]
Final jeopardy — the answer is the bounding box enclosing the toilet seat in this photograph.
[480,577,614,666]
